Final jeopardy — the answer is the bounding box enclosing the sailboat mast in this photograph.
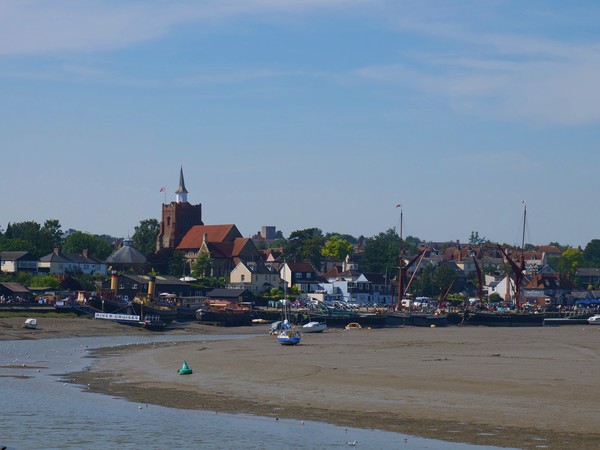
[516,201,527,309]
[397,208,404,310]
[521,202,527,251]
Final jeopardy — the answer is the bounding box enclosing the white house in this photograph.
[38,247,107,276]
[229,261,280,293]
[0,252,38,274]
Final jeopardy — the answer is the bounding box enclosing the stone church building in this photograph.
[156,167,261,277]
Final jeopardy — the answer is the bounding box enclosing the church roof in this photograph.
[175,166,188,194]
[205,238,253,259]
[177,224,241,249]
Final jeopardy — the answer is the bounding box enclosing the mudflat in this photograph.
[3,317,599,449]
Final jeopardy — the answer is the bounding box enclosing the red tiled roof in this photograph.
[536,245,561,255]
[323,266,343,277]
[205,238,255,259]
[177,224,241,249]
[232,238,251,256]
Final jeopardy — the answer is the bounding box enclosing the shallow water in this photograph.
[0,335,516,450]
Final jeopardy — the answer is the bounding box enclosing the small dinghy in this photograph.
[23,318,37,330]
[302,321,327,333]
[178,360,193,375]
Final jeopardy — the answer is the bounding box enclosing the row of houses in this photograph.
[1,240,596,308]
[1,249,108,276]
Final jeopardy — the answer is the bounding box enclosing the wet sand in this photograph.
[2,317,599,449]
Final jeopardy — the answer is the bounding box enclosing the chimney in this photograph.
[82,249,89,258]
[54,246,61,255]
[110,270,118,293]
[147,275,156,300]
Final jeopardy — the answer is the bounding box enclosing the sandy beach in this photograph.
[2,317,599,449]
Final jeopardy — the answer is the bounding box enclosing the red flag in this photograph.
[395,204,402,208]
[160,187,166,192]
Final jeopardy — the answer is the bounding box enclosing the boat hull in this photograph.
[386,313,448,327]
[587,314,600,325]
[129,302,177,323]
[310,313,386,329]
[277,330,301,345]
[464,311,545,327]
[195,309,253,327]
[88,297,132,314]
[301,322,327,333]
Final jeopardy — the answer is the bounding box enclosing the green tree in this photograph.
[324,232,357,244]
[191,252,212,279]
[168,251,186,277]
[28,274,61,289]
[433,264,459,297]
[132,218,160,255]
[0,237,35,254]
[42,219,63,247]
[403,235,422,256]
[548,246,582,278]
[285,228,325,269]
[488,292,502,303]
[5,220,54,257]
[582,239,600,267]
[360,229,400,275]
[410,263,459,298]
[62,231,113,260]
[468,231,486,246]
[410,264,436,297]
[321,235,354,261]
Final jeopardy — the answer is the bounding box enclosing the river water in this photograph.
[0,335,516,450]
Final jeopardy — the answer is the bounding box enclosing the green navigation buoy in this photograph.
[178,360,193,375]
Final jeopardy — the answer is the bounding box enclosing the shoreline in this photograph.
[3,317,599,449]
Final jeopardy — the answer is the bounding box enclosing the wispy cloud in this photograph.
[355,27,600,125]
[0,0,368,55]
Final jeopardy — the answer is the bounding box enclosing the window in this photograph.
[241,274,246,282]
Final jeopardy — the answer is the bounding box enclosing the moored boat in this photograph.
[386,312,448,327]
[310,311,387,328]
[195,299,252,327]
[301,321,327,333]
[587,314,600,325]
[277,319,302,345]
[130,300,177,324]
[23,318,37,329]
[463,310,545,327]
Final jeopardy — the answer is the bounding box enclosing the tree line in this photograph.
[4,218,600,295]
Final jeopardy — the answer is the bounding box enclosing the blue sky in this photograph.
[1,0,599,248]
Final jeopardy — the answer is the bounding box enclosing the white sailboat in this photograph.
[277,300,301,345]
[277,262,301,345]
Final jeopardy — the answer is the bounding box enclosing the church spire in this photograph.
[175,166,188,203]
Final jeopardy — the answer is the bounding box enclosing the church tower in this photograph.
[156,166,203,252]
[175,166,188,203]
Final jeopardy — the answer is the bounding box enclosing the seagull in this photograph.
[347,441,357,446]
